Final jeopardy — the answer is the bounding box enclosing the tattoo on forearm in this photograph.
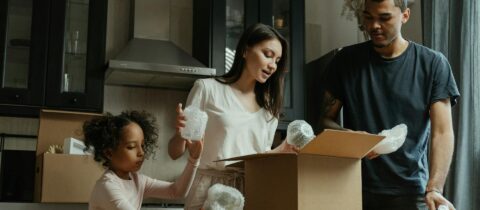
[327,95,337,105]
[323,94,337,115]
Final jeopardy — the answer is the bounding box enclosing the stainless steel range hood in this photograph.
[106,38,216,90]
[106,0,216,90]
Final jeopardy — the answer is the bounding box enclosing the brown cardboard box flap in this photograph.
[219,129,384,162]
[220,153,296,162]
[299,129,384,158]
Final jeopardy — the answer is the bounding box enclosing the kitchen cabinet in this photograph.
[193,0,305,129]
[0,0,107,117]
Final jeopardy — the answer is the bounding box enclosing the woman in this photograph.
[168,23,298,209]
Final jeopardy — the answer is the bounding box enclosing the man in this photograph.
[321,0,459,209]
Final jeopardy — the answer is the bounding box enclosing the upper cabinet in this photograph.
[193,0,305,128]
[0,0,107,117]
[45,0,107,112]
[0,0,49,114]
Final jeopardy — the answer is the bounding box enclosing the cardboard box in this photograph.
[223,129,384,210]
[34,109,104,203]
[35,153,103,203]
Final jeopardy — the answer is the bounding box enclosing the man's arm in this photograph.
[320,90,347,131]
[425,98,456,210]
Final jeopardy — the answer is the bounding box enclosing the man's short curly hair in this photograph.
[83,110,158,167]
[368,0,409,12]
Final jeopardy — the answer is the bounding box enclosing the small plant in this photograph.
[341,0,368,40]
[341,0,365,31]
[342,0,414,27]
[341,0,414,39]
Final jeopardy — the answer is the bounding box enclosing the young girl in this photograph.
[168,23,299,209]
[84,110,202,210]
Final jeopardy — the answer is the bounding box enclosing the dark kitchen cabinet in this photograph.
[193,0,305,129]
[0,0,49,116]
[0,0,107,117]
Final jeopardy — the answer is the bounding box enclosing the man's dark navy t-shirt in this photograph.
[325,41,460,195]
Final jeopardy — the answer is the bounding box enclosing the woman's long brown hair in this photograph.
[216,23,289,119]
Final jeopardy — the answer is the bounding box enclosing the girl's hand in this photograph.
[175,103,186,135]
[186,139,203,159]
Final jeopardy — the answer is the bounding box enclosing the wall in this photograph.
[131,0,192,53]
[403,0,423,44]
[105,0,131,62]
[170,0,193,53]
[305,0,423,62]
[305,0,363,62]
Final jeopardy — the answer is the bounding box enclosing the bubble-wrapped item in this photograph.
[437,205,448,210]
[181,106,208,141]
[286,120,315,148]
[373,124,408,154]
[202,183,245,210]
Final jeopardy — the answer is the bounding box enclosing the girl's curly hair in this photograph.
[83,110,158,167]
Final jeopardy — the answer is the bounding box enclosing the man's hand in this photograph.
[425,191,455,210]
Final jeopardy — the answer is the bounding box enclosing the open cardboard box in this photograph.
[221,129,384,210]
[34,109,104,203]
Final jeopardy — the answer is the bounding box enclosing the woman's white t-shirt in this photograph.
[186,78,278,169]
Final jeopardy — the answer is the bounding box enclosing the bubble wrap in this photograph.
[373,124,408,154]
[437,205,448,210]
[286,120,315,148]
[203,183,245,210]
[181,106,208,141]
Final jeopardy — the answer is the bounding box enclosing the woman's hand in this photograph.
[186,139,203,159]
[175,103,186,135]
